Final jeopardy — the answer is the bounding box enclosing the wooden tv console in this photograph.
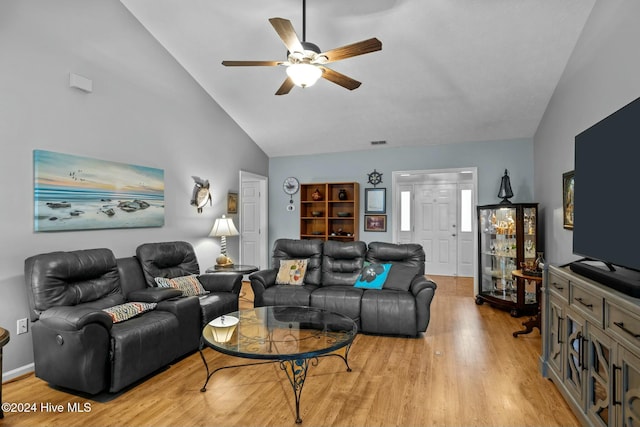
[541,264,640,426]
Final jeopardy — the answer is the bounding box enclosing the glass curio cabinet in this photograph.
[475,203,539,317]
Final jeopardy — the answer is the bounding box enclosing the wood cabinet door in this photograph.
[586,325,613,427]
[618,346,640,427]
[548,295,565,377]
[565,311,586,406]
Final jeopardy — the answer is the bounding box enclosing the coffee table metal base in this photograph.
[199,346,352,424]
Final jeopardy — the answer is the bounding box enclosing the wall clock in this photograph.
[367,169,383,187]
[283,177,299,211]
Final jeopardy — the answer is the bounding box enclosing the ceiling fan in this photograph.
[222,0,382,95]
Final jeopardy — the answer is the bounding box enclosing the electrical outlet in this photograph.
[17,318,28,335]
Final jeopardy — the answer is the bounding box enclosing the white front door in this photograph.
[415,183,457,276]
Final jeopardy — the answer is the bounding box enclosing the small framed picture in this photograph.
[365,187,386,214]
[365,214,387,232]
[562,171,574,229]
[227,192,238,214]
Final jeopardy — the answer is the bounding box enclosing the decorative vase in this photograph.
[311,188,322,201]
[338,189,347,200]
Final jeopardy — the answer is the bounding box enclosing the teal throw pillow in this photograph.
[354,263,392,289]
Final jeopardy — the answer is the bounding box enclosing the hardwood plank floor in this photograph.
[3,277,578,426]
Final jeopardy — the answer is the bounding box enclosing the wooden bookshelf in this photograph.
[300,182,359,241]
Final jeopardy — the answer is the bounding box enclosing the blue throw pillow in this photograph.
[354,263,392,289]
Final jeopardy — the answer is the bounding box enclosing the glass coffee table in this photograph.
[200,306,357,424]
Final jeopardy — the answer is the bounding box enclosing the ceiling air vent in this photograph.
[370,140,387,146]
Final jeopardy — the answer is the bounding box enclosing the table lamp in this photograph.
[209,215,239,267]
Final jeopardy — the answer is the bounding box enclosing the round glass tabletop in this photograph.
[202,306,357,361]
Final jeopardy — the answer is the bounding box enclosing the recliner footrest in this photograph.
[108,311,179,392]
[360,290,417,336]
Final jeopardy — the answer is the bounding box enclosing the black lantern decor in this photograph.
[497,169,514,204]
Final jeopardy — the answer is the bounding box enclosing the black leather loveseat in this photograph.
[23,241,241,395]
[250,239,437,336]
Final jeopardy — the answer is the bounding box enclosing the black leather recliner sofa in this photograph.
[250,239,437,336]
[23,241,241,395]
[136,241,242,328]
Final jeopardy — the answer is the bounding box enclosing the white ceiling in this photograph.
[120,0,595,158]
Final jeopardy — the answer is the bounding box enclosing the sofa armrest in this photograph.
[410,275,438,296]
[157,296,201,356]
[39,306,113,331]
[249,269,277,288]
[127,288,182,303]
[249,269,277,307]
[198,273,243,294]
[411,275,437,333]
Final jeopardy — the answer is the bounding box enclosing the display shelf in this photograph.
[475,203,539,317]
[300,182,359,241]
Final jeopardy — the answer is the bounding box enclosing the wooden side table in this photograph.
[204,264,258,275]
[511,270,543,337]
[204,265,259,301]
[0,327,10,419]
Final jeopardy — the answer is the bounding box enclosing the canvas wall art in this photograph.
[34,150,165,232]
[227,192,238,214]
[562,170,574,230]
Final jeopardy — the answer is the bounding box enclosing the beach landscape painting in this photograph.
[34,150,164,232]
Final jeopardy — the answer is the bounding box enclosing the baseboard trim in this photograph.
[2,363,34,382]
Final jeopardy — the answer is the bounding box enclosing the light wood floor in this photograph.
[3,277,578,426]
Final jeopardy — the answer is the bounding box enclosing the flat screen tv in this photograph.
[570,96,640,298]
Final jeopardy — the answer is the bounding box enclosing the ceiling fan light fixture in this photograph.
[286,63,322,88]
[222,4,381,95]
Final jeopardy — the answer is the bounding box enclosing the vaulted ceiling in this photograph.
[121,0,595,158]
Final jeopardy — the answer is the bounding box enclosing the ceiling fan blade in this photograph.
[320,38,382,63]
[269,18,304,53]
[275,76,295,96]
[319,67,361,91]
[222,60,283,67]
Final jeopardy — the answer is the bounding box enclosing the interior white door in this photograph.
[239,172,268,270]
[415,184,457,276]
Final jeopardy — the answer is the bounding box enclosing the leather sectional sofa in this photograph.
[250,239,438,336]
[23,241,241,395]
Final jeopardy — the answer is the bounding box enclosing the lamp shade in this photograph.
[286,63,322,88]
[209,215,239,238]
[208,315,239,343]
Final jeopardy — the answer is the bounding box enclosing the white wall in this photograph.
[268,138,534,255]
[534,0,640,265]
[0,0,268,378]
